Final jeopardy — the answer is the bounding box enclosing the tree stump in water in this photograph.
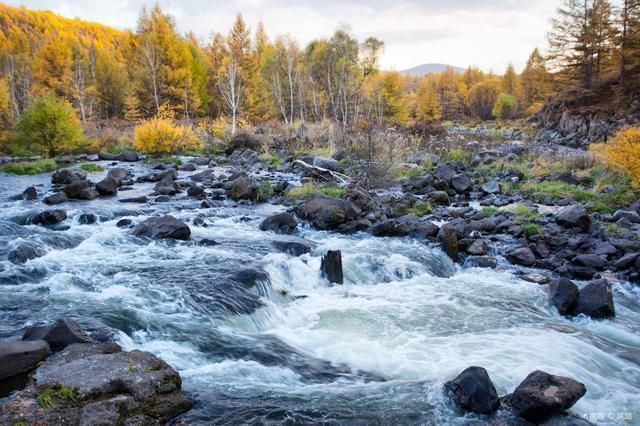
[442,227,459,263]
[321,250,343,284]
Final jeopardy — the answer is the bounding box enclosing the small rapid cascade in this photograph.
[0,162,639,424]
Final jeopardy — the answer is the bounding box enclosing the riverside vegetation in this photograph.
[1,1,640,425]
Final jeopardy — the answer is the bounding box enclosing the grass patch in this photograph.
[1,159,58,175]
[79,163,104,173]
[520,181,598,203]
[37,385,77,408]
[589,201,615,214]
[408,200,433,217]
[286,183,345,199]
[262,154,281,167]
[443,149,466,163]
[257,180,274,201]
[507,203,539,220]
[522,223,540,237]
[482,206,500,215]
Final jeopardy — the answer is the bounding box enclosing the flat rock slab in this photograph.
[0,340,51,380]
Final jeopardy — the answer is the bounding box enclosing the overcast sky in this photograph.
[5,0,561,72]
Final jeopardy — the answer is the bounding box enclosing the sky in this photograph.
[4,0,561,73]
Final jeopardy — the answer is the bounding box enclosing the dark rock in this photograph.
[441,226,459,262]
[573,279,615,319]
[98,152,119,161]
[23,319,92,351]
[548,278,579,315]
[226,133,263,155]
[0,340,51,380]
[22,186,38,201]
[502,370,586,423]
[613,252,639,270]
[297,196,361,230]
[29,209,67,226]
[131,215,191,240]
[466,239,488,256]
[556,205,591,230]
[78,213,98,225]
[444,366,500,414]
[612,210,640,223]
[507,247,536,267]
[233,268,270,288]
[187,185,205,197]
[179,162,197,172]
[321,250,343,284]
[96,178,118,196]
[463,256,498,269]
[429,191,450,205]
[43,191,68,205]
[64,180,99,200]
[8,241,46,264]
[260,212,298,234]
[403,175,433,192]
[573,254,606,270]
[372,220,411,237]
[198,238,219,246]
[52,168,86,185]
[118,151,139,162]
[106,167,129,185]
[116,218,133,228]
[481,180,500,194]
[225,174,262,201]
[155,176,181,196]
[119,196,148,203]
[451,173,471,193]
[436,165,455,182]
[272,239,315,256]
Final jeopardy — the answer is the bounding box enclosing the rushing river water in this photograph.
[1,161,639,425]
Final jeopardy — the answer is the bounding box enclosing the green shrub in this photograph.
[79,163,104,173]
[262,154,281,167]
[492,93,518,119]
[2,158,58,175]
[257,180,274,201]
[523,223,540,237]
[15,96,83,157]
[37,385,77,408]
[286,183,345,199]
[482,206,499,215]
[409,200,433,217]
[507,203,539,220]
[319,186,346,198]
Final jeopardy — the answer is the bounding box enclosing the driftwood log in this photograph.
[293,160,351,185]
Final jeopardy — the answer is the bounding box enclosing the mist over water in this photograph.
[1,162,639,424]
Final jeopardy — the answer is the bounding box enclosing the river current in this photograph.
[0,160,639,424]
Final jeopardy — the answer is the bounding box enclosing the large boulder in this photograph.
[481,180,500,194]
[225,174,263,201]
[556,205,591,230]
[451,173,471,193]
[96,178,118,196]
[0,343,192,425]
[444,366,500,414]
[429,191,450,205]
[260,212,298,234]
[371,220,411,237]
[296,196,361,230]
[118,151,140,162]
[507,247,536,267]
[441,226,459,262]
[436,165,455,182]
[321,250,343,284]
[0,340,51,380]
[23,318,92,351]
[131,215,191,240]
[548,278,579,315]
[22,186,38,201]
[502,370,586,423]
[52,168,86,185]
[106,167,130,186]
[572,279,615,318]
[64,180,99,200]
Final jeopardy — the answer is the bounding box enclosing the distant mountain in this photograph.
[401,63,465,76]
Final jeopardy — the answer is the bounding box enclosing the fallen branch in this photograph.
[293,160,351,186]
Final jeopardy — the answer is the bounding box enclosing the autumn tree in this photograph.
[16,97,83,157]
[618,0,640,86]
[493,93,518,119]
[414,76,441,121]
[378,71,409,122]
[438,67,465,119]
[521,48,550,107]
[466,80,501,120]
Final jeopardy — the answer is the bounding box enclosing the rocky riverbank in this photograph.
[0,138,638,424]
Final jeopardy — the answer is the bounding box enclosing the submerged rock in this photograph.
[260,212,298,234]
[463,255,498,269]
[8,241,46,264]
[548,278,579,315]
[43,191,68,205]
[23,318,92,351]
[321,250,343,284]
[272,238,315,256]
[28,209,67,226]
[131,215,191,240]
[502,370,586,423]
[0,340,51,380]
[444,366,500,414]
[22,186,38,201]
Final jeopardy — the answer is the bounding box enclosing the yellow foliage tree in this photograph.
[590,126,640,186]
[415,77,441,121]
[134,117,201,154]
